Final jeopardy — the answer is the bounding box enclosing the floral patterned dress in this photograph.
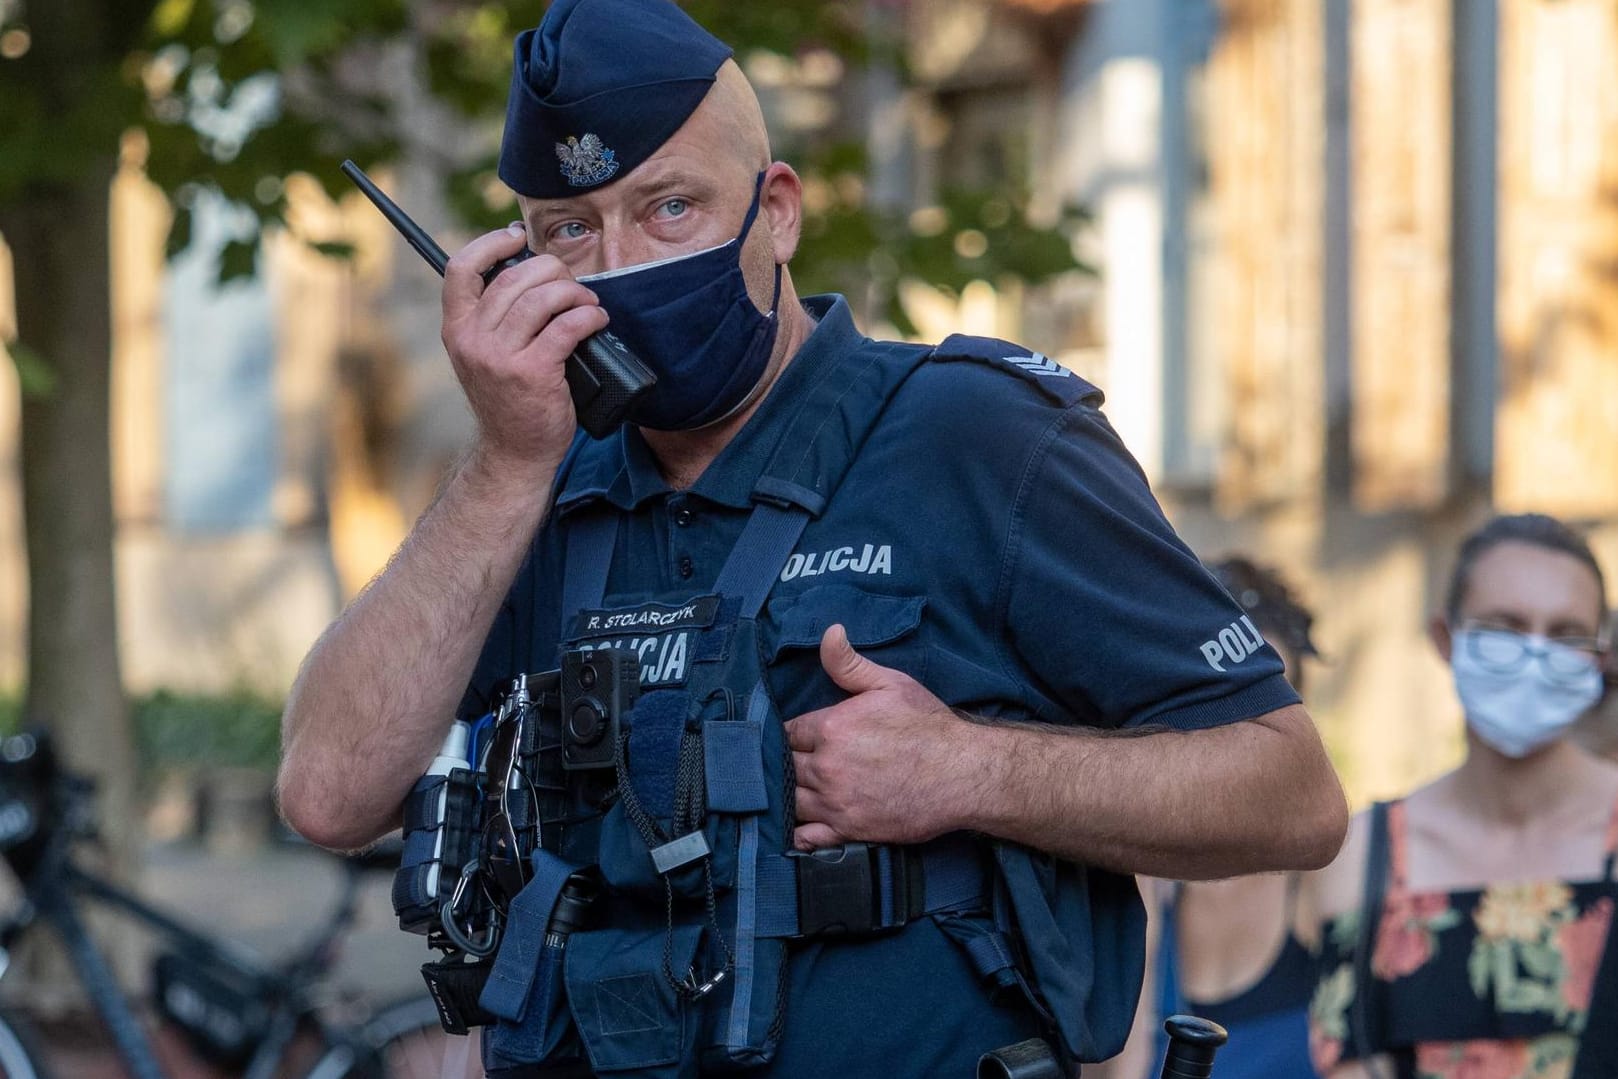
[1310,800,1617,1079]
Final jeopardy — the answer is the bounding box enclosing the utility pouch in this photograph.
[421,954,496,1035]
[587,681,786,1073]
[992,842,1145,1062]
[596,689,742,900]
[393,766,483,934]
[480,852,587,1068]
[565,921,704,1077]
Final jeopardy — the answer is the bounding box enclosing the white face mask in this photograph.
[1451,629,1605,758]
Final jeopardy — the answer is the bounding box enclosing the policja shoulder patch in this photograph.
[928,333,1103,408]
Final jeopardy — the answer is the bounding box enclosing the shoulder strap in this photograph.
[558,511,618,642]
[557,498,807,647]
[711,502,810,620]
[1350,800,1393,1059]
[928,333,1104,408]
[1602,791,1618,881]
[1386,799,1410,891]
[1153,881,1185,1059]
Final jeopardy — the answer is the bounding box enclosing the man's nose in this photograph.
[598,227,655,274]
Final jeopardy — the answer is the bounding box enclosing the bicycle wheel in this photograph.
[303,995,476,1079]
[0,1009,52,1079]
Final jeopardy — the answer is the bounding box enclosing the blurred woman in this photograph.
[1094,557,1323,1079]
[1310,514,1618,1078]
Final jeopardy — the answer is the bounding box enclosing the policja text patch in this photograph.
[568,595,721,688]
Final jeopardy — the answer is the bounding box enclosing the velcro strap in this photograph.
[400,824,439,871]
[704,722,768,813]
[754,836,990,939]
[961,930,1020,982]
[392,862,436,918]
[402,775,448,830]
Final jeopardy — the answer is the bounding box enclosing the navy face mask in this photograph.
[579,175,781,431]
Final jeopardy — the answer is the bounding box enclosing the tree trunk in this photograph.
[0,0,141,846]
[0,164,138,1009]
[1,165,137,827]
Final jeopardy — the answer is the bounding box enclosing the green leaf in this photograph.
[1531,1035,1578,1067]
[8,340,57,399]
[243,2,349,68]
[1518,940,1562,981]
[307,239,356,260]
[1307,964,1355,1040]
[1426,908,1463,933]
[1328,910,1361,951]
[150,0,199,38]
[135,687,284,772]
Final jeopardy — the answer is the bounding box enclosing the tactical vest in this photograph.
[450,336,1145,1076]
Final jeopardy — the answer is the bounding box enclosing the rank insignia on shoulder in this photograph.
[929,333,1102,407]
[1002,352,1070,378]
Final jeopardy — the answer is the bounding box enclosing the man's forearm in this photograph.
[278,448,555,849]
[960,705,1347,879]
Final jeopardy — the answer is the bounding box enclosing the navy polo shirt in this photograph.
[462,294,1297,735]
[459,294,1299,1072]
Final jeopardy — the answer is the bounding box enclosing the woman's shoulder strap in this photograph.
[1348,800,1396,1057]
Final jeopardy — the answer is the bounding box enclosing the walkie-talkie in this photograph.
[340,160,656,438]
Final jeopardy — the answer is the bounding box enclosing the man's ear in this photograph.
[1429,615,1454,663]
[760,161,803,265]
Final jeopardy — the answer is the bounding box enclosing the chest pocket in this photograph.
[766,584,928,716]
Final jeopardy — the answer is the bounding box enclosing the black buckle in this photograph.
[790,842,909,937]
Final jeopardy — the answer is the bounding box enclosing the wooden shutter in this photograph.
[1207,0,1325,510]
[1349,0,1453,511]
[1493,0,1618,517]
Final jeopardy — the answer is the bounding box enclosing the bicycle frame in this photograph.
[1,826,372,1079]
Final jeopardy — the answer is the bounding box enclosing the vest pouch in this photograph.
[564,921,704,1077]
[932,909,1043,1011]
[589,686,786,1073]
[479,853,590,1072]
[597,689,741,900]
[992,842,1145,1062]
[393,766,482,935]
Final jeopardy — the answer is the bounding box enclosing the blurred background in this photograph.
[1,0,1616,855]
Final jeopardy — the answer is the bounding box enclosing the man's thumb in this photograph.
[819,624,890,694]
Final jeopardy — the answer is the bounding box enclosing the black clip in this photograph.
[439,861,501,957]
[789,842,886,937]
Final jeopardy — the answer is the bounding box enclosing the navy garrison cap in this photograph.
[498,0,734,199]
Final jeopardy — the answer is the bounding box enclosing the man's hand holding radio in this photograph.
[442,225,609,478]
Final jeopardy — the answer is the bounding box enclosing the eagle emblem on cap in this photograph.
[555,134,620,187]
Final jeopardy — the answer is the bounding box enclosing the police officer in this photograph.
[278,2,1347,1076]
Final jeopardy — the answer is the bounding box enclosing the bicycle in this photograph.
[0,729,457,1079]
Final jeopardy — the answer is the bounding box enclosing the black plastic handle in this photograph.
[1160,1015,1229,1079]
[976,1037,1062,1079]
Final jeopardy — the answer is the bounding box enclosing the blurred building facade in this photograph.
[892,0,1618,798]
[1,0,1615,803]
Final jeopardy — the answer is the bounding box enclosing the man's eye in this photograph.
[658,198,688,218]
[552,222,589,242]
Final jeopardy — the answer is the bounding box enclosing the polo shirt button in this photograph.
[678,556,694,579]
[675,508,694,527]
